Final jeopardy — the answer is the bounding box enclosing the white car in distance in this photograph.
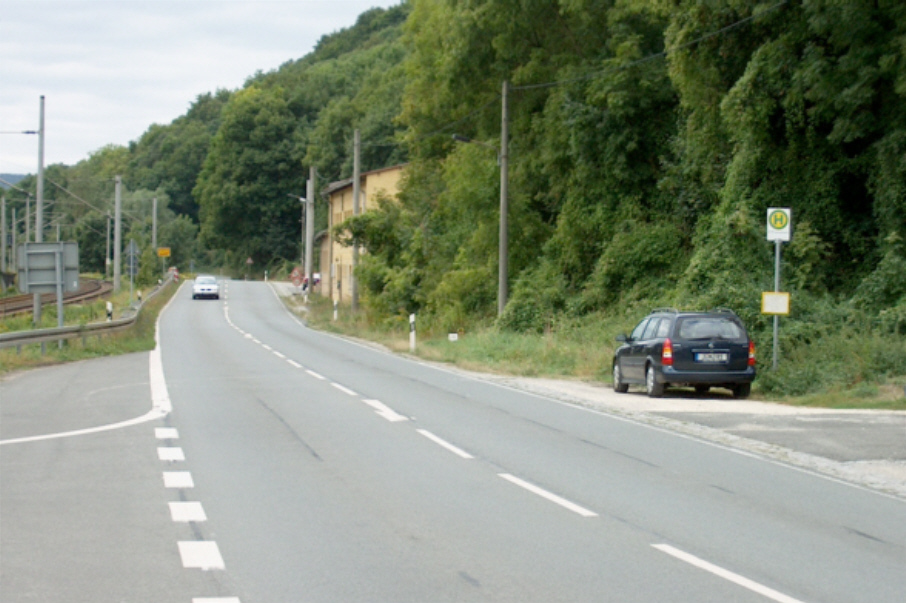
[192,275,220,300]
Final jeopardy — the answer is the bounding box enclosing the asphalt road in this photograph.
[2,279,905,602]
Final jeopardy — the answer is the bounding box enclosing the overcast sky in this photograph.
[1,0,403,175]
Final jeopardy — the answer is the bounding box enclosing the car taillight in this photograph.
[662,338,673,366]
[748,340,756,366]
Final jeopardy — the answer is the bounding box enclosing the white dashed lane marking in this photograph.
[163,471,194,488]
[417,429,474,459]
[363,399,409,423]
[158,447,186,462]
[330,383,358,397]
[178,541,225,570]
[169,501,208,523]
[652,544,806,603]
[498,473,598,518]
[155,427,179,439]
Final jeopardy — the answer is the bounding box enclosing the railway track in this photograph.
[0,280,114,318]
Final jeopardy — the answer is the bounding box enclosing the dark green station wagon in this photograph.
[612,308,756,398]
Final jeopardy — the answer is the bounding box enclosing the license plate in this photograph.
[695,352,728,363]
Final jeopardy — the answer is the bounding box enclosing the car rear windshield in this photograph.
[197,277,216,284]
[676,317,745,341]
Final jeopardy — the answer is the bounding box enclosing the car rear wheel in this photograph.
[646,364,664,398]
[732,383,751,399]
[613,362,628,393]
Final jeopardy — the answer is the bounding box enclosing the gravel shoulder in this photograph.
[484,374,906,500]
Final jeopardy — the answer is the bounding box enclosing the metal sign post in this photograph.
[127,240,139,304]
[17,241,80,346]
[765,208,792,370]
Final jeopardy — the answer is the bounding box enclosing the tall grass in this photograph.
[302,294,906,410]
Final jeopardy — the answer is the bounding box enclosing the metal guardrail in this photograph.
[0,277,175,350]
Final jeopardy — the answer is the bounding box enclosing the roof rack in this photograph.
[650,307,680,314]
[708,307,738,315]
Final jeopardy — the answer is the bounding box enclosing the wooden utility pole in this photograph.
[352,129,360,311]
[498,80,509,316]
[305,167,316,294]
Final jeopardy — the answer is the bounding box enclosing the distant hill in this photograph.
[0,174,27,190]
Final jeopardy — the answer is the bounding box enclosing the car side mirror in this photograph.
[616,334,628,343]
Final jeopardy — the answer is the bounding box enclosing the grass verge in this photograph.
[302,295,906,411]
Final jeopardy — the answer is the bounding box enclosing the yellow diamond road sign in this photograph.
[767,208,791,242]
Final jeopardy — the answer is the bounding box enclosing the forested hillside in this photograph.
[357,0,905,341]
[6,1,905,387]
[4,5,410,275]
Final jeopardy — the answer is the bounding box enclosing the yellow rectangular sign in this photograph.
[157,247,171,258]
[762,292,791,315]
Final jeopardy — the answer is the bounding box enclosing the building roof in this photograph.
[321,163,408,197]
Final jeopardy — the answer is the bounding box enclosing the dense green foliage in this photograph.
[4,0,905,397]
[3,5,411,279]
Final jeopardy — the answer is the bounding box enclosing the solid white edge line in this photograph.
[498,473,597,517]
[330,383,358,397]
[0,283,181,446]
[652,544,806,603]
[417,429,474,459]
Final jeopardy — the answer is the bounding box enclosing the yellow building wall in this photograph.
[322,165,404,304]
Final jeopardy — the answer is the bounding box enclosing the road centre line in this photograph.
[155,427,179,439]
[287,359,302,369]
[652,544,806,603]
[169,501,207,522]
[163,471,194,488]
[417,429,474,459]
[498,473,598,517]
[362,399,409,422]
[272,350,286,359]
[178,541,225,570]
[158,447,185,462]
[306,369,326,380]
[331,383,358,397]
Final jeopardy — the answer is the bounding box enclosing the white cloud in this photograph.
[1,0,402,172]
